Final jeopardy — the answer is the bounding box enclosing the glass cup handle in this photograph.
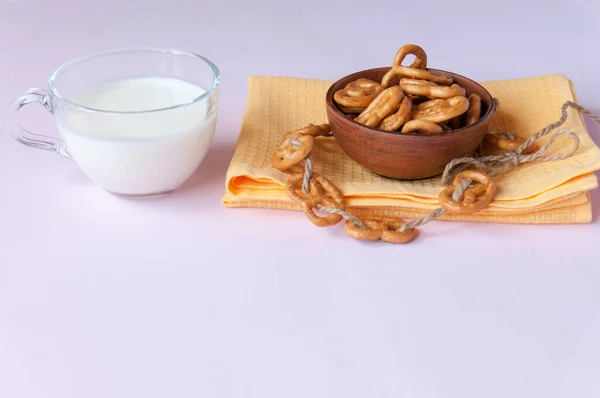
[10,88,70,158]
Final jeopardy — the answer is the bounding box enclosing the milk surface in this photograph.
[57,77,218,195]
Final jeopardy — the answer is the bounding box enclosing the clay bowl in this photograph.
[325,67,497,180]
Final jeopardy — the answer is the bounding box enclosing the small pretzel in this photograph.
[400,119,443,134]
[400,77,436,87]
[399,78,434,102]
[355,86,404,127]
[285,173,345,227]
[272,132,315,171]
[479,141,538,156]
[283,124,331,139]
[483,133,539,154]
[438,170,496,214]
[378,96,413,131]
[411,96,470,123]
[344,219,384,241]
[344,217,416,244]
[381,66,453,88]
[465,94,482,126]
[392,44,427,69]
[461,183,487,205]
[334,78,384,108]
[400,78,466,99]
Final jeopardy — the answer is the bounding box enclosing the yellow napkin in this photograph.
[222,73,600,224]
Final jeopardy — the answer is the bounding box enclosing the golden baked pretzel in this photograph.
[398,78,432,102]
[283,124,331,139]
[344,216,416,244]
[381,66,453,88]
[400,77,435,87]
[400,78,466,99]
[465,94,482,126]
[355,86,404,127]
[400,119,443,134]
[378,96,413,131]
[272,132,315,171]
[438,170,496,214]
[483,133,539,154]
[411,96,470,123]
[392,44,427,69]
[334,78,384,108]
[285,173,345,227]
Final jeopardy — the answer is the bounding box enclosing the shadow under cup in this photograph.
[11,48,220,197]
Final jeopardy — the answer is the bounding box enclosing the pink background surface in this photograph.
[1,1,599,397]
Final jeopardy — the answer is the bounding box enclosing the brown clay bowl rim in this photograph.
[325,67,497,137]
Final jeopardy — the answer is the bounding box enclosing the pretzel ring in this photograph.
[283,124,331,139]
[465,94,482,126]
[438,170,496,214]
[392,44,427,69]
[381,66,453,88]
[334,78,384,108]
[483,133,539,154]
[344,216,416,244]
[411,96,470,123]
[400,79,466,99]
[344,219,384,241]
[400,77,436,87]
[398,78,435,102]
[400,119,443,134]
[272,132,315,171]
[285,173,345,227]
[378,96,413,131]
[461,183,488,205]
[355,86,404,127]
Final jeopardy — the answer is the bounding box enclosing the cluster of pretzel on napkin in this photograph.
[271,123,419,244]
[269,44,545,244]
[270,121,499,244]
[271,119,496,243]
[333,44,484,134]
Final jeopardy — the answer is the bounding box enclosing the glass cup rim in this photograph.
[47,47,220,114]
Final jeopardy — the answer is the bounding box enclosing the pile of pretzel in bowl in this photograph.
[333,44,482,135]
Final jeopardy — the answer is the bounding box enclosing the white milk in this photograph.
[56,77,218,195]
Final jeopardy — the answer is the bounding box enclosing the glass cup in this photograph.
[10,48,220,197]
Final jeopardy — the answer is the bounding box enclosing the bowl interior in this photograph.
[325,67,496,136]
[324,67,497,180]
